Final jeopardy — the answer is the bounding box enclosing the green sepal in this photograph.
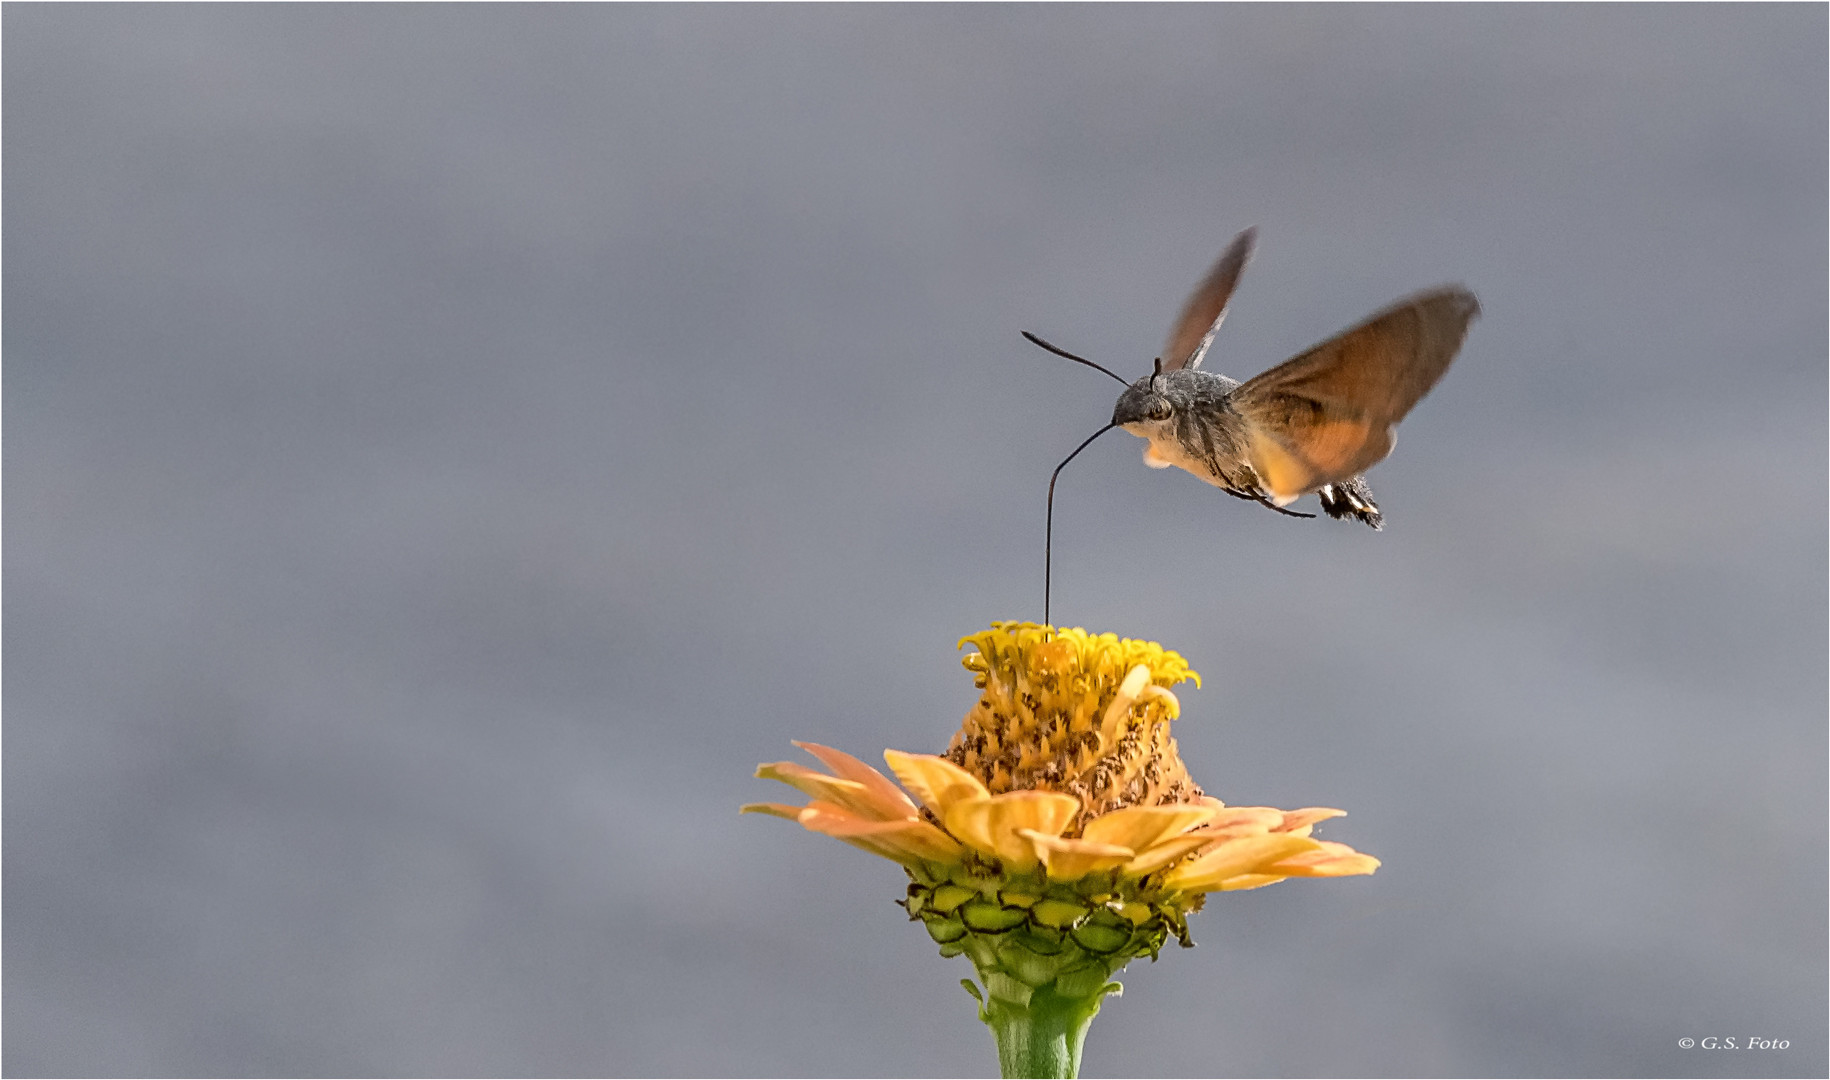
[961,933,1002,970]
[922,911,968,944]
[997,938,1067,987]
[1008,926,1067,956]
[903,862,1200,1076]
[962,979,989,1022]
[1069,911,1134,955]
[1029,898,1090,929]
[962,899,1029,933]
[982,970,1035,1008]
[1053,963,1117,999]
[930,884,978,913]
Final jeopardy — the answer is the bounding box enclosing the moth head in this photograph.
[1112,365,1176,431]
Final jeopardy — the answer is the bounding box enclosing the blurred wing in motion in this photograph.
[1161,226,1257,371]
[1232,287,1479,503]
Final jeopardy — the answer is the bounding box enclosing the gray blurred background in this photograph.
[6,6,1825,1078]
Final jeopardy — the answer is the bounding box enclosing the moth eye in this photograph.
[1147,400,1173,421]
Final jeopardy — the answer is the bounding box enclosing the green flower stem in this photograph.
[967,978,1119,1079]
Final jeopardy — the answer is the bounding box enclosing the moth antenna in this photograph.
[1046,422,1117,626]
[1151,356,1164,393]
[1022,331,1129,386]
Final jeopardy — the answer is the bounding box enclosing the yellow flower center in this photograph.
[948,622,1205,832]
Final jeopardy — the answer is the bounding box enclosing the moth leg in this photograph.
[1317,477,1383,530]
[1239,489,1318,519]
[1221,484,1318,519]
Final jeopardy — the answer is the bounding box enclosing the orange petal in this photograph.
[798,801,965,865]
[1161,833,1322,893]
[756,762,868,808]
[1120,832,1214,877]
[791,804,910,864]
[1199,806,1286,833]
[1019,829,1134,881]
[1274,807,1346,835]
[1083,804,1218,852]
[740,802,804,820]
[794,742,919,818]
[883,750,990,819]
[756,761,907,821]
[944,791,1079,869]
[1191,806,1288,850]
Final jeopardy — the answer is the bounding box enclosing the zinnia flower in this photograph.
[745,622,1378,1078]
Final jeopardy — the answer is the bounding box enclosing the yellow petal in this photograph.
[990,790,1080,839]
[1270,840,1381,878]
[1216,873,1287,891]
[1278,854,1381,878]
[1083,804,1218,852]
[1019,829,1134,881]
[739,802,804,820]
[1096,664,1153,748]
[883,750,990,818]
[943,797,1000,856]
[944,791,1079,869]
[1136,683,1180,718]
[1119,832,1214,877]
[798,801,965,865]
[1162,833,1323,893]
[794,742,919,818]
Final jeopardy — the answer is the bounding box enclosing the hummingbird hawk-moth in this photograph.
[1030,227,1479,622]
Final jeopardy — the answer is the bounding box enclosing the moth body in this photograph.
[1033,226,1477,533]
[1112,369,1255,491]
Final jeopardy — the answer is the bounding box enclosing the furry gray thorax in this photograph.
[1111,369,1251,489]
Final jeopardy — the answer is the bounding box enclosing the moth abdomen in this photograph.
[1318,478,1383,530]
